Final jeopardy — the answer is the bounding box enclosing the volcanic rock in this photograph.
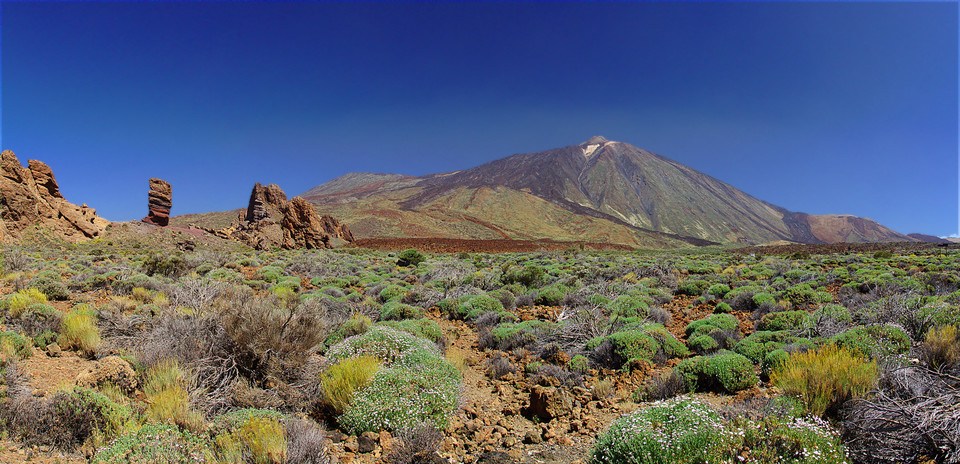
[0,150,109,242]
[142,178,172,226]
[210,183,353,250]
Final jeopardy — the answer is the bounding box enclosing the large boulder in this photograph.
[0,150,109,242]
[142,178,172,226]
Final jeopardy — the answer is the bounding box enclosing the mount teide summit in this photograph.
[301,137,909,247]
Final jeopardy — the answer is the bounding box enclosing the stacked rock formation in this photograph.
[142,178,172,226]
[211,183,353,250]
[0,150,109,242]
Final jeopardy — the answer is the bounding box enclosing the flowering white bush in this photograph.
[589,397,734,464]
[325,325,461,434]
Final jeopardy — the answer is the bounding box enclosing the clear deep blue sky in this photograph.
[2,2,957,236]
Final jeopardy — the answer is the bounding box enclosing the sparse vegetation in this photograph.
[0,237,954,463]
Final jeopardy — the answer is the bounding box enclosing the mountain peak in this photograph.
[583,135,609,145]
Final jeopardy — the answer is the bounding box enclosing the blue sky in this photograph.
[2,2,957,236]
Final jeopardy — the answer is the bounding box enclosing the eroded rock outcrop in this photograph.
[142,178,172,226]
[0,150,109,242]
[210,183,353,250]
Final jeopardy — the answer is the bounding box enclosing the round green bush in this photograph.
[535,284,569,306]
[675,351,758,393]
[607,295,650,319]
[567,354,590,374]
[379,301,423,321]
[685,313,739,339]
[734,330,795,363]
[832,324,910,359]
[589,398,732,464]
[455,294,504,320]
[689,334,720,353]
[396,249,425,267]
[759,310,810,332]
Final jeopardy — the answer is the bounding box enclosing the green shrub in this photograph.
[377,319,443,343]
[607,295,650,319]
[762,349,790,376]
[54,387,132,447]
[706,283,731,299]
[567,355,590,374]
[714,302,732,313]
[380,301,423,321]
[733,416,850,463]
[489,320,557,351]
[771,344,877,417]
[29,271,70,301]
[688,334,719,353]
[397,249,425,267]
[734,330,795,364]
[502,264,546,288]
[5,288,48,317]
[758,310,810,332]
[453,294,504,320]
[379,284,408,303]
[59,304,101,354]
[605,324,688,368]
[0,331,33,360]
[675,351,758,393]
[141,254,188,278]
[753,292,777,307]
[832,324,910,359]
[535,284,569,306]
[676,279,710,296]
[685,313,738,339]
[92,423,215,463]
[320,355,382,414]
[589,398,732,464]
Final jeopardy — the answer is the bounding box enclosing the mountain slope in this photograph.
[301,136,909,246]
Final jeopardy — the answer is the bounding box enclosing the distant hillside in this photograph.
[297,136,910,246]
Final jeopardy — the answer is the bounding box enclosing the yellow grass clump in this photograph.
[320,355,381,414]
[6,288,48,317]
[772,344,877,417]
[59,304,101,354]
[143,360,204,431]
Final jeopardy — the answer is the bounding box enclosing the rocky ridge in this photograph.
[0,150,109,242]
[207,183,353,250]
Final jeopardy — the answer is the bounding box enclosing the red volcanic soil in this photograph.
[351,237,634,253]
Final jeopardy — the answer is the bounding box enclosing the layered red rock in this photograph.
[210,183,353,250]
[0,150,109,242]
[142,178,172,226]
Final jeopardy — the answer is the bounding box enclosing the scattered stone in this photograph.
[45,343,61,357]
[523,430,542,444]
[358,431,378,453]
[522,385,573,423]
[142,178,172,226]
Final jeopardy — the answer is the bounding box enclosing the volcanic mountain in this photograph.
[297,136,909,247]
